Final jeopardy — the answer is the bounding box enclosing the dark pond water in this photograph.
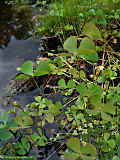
[0,2,41,112]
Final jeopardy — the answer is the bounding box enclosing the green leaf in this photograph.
[79,37,96,50]
[112,156,120,160]
[108,139,116,148]
[34,61,50,76]
[35,96,41,102]
[38,128,42,136]
[0,128,12,140]
[67,80,76,88]
[80,143,97,160]
[77,113,84,120]
[98,18,107,25]
[21,137,30,152]
[88,84,103,97]
[101,112,113,122]
[58,53,72,57]
[58,78,66,88]
[14,142,25,155]
[77,83,88,96]
[77,37,98,62]
[45,113,54,123]
[64,24,73,31]
[31,133,40,142]
[79,70,86,80]
[96,9,104,16]
[63,36,77,53]
[101,143,109,152]
[82,22,102,41]
[64,152,79,160]
[14,74,29,80]
[103,102,116,114]
[21,61,33,76]
[37,136,47,146]
[0,112,9,124]
[66,137,80,153]
[7,120,18,131]
[104,133,110,141]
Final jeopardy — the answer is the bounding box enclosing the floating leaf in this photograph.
[63,36,77,53]
[21,61,33,76]
[82,22,102,41]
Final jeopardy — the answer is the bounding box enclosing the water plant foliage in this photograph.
[0,0,120,159]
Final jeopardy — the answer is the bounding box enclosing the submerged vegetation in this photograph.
[0,0,120,159]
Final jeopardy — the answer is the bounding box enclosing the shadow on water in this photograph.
[0,2,41,112]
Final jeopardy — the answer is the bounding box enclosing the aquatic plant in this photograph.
[0,0,120,159]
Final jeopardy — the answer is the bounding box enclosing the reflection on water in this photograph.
[0,2,33,49]
[0,2,41,111]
